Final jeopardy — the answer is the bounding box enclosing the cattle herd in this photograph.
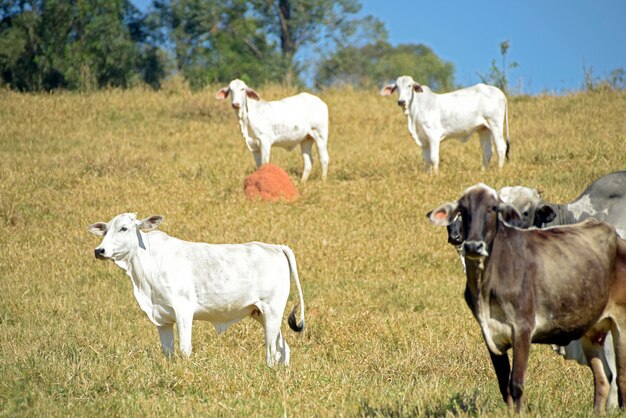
[89,77,626,413]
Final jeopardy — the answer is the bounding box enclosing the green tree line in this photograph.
[0,0,455,91]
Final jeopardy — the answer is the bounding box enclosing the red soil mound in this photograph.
[244,163,300,202]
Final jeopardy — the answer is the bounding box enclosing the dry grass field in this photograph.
[1,84,625,417]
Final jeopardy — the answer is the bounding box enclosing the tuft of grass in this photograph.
[0,86,625,416]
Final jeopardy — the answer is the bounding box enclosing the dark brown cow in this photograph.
[427,183,626,413]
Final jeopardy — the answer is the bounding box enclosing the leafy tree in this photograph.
[250,0,385,84]
[314,41,455,92]
[151,0,284,88]
[0,0,166,91]
[152,0,385,88]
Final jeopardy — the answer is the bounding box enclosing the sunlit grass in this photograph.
[0,86,625,416]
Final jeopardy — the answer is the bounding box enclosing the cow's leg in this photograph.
[261,308,284,367]
[581,334,611,413]
[489,350,513,407]
[275,330,290,365]
[603,332,619,408]
[259,139,272,165]
[510,326,531,412]
[175,311,194,358]
[309,129,329,181]
[490,125,507,168]
[158,324,175,358]
[429,138,441,175]
[611,322,626,408]
[478,129,493,170]
[252,149,262,168]
[300,139,314,183]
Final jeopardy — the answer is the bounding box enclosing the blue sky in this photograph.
[133,1,626,94]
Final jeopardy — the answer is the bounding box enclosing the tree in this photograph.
[478,40,518,93]
[314,41,455,91]
[152,0,385,88]
[250,0,385,84]
[0,0,166,91]
[152,0,284,88]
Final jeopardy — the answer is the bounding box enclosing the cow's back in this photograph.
[272,92,328,126]
[494,220,618,344]
[433,84,506,134]
[518,221,618,341]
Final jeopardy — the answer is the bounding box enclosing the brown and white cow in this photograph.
[428,183,626,413]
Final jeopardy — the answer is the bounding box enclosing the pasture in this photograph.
[1,85,625,416]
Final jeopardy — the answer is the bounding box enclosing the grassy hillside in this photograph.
[1,85,625,416]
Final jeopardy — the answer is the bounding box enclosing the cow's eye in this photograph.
[120,226,128,232]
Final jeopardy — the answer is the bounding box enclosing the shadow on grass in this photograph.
[359,391,482,417]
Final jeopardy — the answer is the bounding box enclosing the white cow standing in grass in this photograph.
[89,213,305,366]
[381,75,510,175]
[216,79,330,182]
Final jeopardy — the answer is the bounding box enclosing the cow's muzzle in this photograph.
[231,103,241,110]
[462,240,489,258]
[94,248,107,260]
[397,100,406,107]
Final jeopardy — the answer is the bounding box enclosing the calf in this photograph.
[89,213,305,366]
[428,183,626,413]
[381,75,509,175]
[216,79,330,182]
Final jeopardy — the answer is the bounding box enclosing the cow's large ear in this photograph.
[413,83,423,93]
[88,222,107,236]
[498,204,523,227]
[245,88,260,100]
[215,87,230,99]
[380,84,397,96]
[535,204,556,227]
[139,215,164,232]
[427,202,459,226]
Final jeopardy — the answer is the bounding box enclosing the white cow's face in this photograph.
[380,75,423,115]
[89,213,163,261]
[395,76,423,113]
[215,79,260,110]
[228,79,249,110]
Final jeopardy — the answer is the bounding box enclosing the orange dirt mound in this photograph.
[243,164,300,202]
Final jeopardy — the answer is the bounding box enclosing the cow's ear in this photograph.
[215,87,230,99]
[427,202,459,226]
[413,83,423,93]
[139,215,164,232]
[498,204,523,227]
[535,204,556,227]
[380,84,397,96]
[88,222,107,236]
[245,88,260,100]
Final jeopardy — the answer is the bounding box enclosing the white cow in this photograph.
[381,75,510,175]
[216,79,330,182]
[89,213,305,366]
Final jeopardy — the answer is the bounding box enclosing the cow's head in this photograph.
[215,79,260,110]
[89,213,164,261]
[380,75,423,114]
[499,186,556,228]
[427,184,522,259]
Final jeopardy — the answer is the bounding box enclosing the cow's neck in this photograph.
[409,89,435,122]
[115,232,164,326]
[462,221,513,355]
[237,98,262,142]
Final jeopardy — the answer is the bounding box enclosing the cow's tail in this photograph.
[282,246,305,333]
[504,96,510,160]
